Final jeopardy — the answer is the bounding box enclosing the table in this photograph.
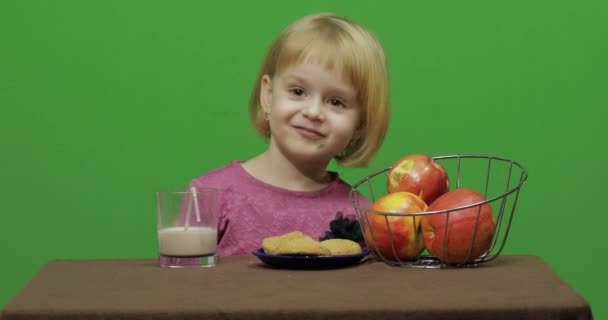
[0,255,592,320]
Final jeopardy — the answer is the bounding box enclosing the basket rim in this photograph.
[349,154,528,216]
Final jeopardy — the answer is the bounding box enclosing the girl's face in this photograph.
[261,63,361,166]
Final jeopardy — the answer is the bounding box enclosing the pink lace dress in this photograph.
[191,161,370,256]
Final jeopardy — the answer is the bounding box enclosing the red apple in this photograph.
[365,192,428,261]
[387,154,450,204]
[420,188,495,265]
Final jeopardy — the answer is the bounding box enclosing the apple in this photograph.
[365,192,428,261]
[420,188,495,265]
[387,154,450,204]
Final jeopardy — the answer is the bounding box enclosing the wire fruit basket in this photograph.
[350,154,528,268]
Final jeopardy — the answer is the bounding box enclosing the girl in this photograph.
[191,12,390,256]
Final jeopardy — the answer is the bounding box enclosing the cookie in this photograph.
[262,231,330,255]
[320,239,362,255]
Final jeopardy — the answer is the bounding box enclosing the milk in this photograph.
[158,226,217,256]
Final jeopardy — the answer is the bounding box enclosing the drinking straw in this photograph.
[191,186,202,222]
[184,191,193,231]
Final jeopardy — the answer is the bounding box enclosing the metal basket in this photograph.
[350,154,528,268]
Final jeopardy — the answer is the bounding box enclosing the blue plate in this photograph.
[252,248,369,270]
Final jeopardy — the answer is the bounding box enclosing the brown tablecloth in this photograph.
[0,255,592,320]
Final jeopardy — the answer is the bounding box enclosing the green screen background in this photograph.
[1,0,606,317]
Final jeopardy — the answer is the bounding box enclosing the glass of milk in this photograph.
[156,187,218,268]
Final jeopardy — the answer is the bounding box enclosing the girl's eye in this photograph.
[328,98,346,108]
[289,88,305,96]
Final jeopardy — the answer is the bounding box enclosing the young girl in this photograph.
[191,12,390,256]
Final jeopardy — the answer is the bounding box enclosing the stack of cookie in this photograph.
[262,231,362,256]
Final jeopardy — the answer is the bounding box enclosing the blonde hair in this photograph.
[249,13,390,167]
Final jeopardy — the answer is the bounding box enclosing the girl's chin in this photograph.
[272,140,340,164]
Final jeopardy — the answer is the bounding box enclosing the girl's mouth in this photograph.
[293,126,325,139]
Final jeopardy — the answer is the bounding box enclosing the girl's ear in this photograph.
[260,74,272,114]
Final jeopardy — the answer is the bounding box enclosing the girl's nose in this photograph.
[302,98,324,120]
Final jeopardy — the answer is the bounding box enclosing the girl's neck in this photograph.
[242,150,333,192]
